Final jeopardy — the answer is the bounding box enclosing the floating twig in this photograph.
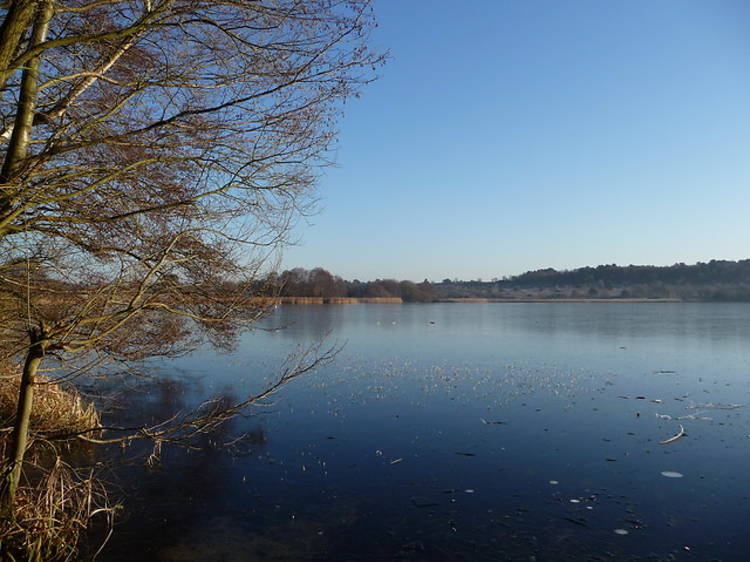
[480,418,507,425]
[659,424,686,445]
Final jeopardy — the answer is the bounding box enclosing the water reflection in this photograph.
[270,303,347,338]
[92,374,274,561]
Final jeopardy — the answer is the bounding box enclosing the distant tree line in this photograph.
[504,260,750,288]
[266,260,750,302]
[264,268,435,302]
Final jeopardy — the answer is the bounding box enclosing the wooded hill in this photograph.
[438,259,750,301]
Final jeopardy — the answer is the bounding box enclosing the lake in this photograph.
[96,303,750,561]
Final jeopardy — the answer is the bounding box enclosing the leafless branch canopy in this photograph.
[0,0,382,371]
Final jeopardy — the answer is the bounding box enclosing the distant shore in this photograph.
[433,297,681,303]
[270,296,682,304]
[273,297,402,304]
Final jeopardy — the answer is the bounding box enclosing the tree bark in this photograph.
[0,0,53,223]
[0,331,45,517]
[0,0,36,92]
[0,0,52,180]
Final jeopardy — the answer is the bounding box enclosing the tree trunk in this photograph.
[0,1,53,518]
[0,0,36,92]
[1,0,52,175]
[1,337,44,517]
[0,0,53,221]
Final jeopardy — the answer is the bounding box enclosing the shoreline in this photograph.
[434,297,682,303]
[269,297,684,304]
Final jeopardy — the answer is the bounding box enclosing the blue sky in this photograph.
[283,0,750,281]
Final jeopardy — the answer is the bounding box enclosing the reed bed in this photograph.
[0,452,115,561]
[0,365,112,560]
[0,372,100,437]
[274,296,403,304]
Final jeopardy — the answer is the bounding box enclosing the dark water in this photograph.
[96,303,750,561]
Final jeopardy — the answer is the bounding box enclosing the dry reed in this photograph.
[0,452,116,561]
[0,363,112,560]
[0,370,101,437]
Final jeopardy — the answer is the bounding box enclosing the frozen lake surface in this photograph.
[98,303,750,561]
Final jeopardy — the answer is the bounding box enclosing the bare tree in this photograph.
[0,0,382,514]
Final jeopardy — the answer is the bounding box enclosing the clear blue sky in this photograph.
[283,0,750,282]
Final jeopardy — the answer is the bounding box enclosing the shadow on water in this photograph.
[89,374,382,561]
[84,375,273,560]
